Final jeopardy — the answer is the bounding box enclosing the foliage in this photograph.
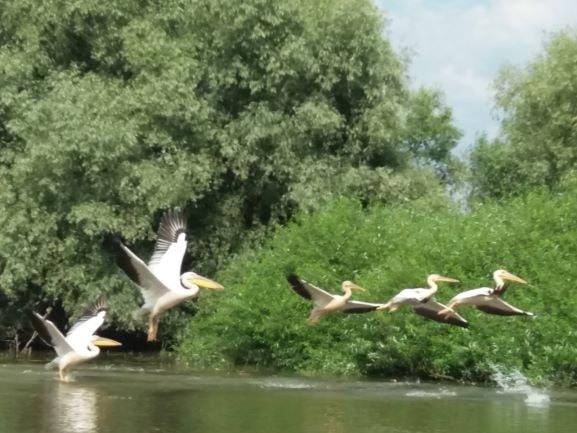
[0,0,460,339]
[470,30,577,200]
[177,178,577,385]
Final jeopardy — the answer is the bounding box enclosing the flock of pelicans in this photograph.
[28,209,534,382]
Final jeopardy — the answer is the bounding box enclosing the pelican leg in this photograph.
[59,368,70,383]
[388,305,399,313]
[147,314,160,341]
[438,303,458,317]
[307,309,323,326]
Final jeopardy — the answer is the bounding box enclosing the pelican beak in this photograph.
[436,276,459,283]
[190,275,224,290]
[350,283,366,292]
[502,272,527,284]
[93,337,122,347]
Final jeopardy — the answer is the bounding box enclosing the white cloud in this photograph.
[377,0,577,154]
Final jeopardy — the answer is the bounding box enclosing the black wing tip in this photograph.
[343,306,380,314]
[81,295,109,318]
[286,273,313,300]
[27,311,53,346]
[286,273,300,284]
[113,244,142,285]
[157,207,188,242]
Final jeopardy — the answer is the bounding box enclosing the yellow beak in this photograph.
[93,337,122,347]
[502,272,527,284]
[349,283,366,292]
[190,275,224,290]
[436,276,459,283]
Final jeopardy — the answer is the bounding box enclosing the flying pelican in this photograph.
[113,208,224,341]
[439,269,533,317]
[28,295,121,382]
[287,273,385,325]
[378,274,469,328]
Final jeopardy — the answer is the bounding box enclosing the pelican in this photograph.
[439,269,533,316]
[28,295,121,382]
[378,274,468,328]
[113,208,224,341]
[287,273,384,325]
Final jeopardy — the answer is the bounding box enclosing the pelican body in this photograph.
[440,269,532,316]
[114,208,224,341]
[379,274,468,328]
[28,296,121,382]
[287,274,384,325]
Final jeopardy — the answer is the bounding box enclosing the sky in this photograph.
[376,0,577,155]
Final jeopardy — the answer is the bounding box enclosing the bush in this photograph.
[177,181,577,385]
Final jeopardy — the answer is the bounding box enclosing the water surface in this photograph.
[0,356,574,433]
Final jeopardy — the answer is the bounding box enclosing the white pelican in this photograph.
[287,273,384,325]
[28,295,121,382]
[378,275,468,328]
[439,269,533,317]
[114,208,224,341]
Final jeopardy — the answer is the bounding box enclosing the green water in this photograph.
[0,356,575,433]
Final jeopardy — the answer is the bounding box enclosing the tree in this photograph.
[0,0,460,340]
[470,30,577,200]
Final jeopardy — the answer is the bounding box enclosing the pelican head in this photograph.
[428,274,460,284]
[493,269,527,285]
[181,272,224,291]
[342,281,365,292]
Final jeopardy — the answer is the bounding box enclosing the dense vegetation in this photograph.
[0,0,576,386]
[0,0,459,340]
[178,180,577,385]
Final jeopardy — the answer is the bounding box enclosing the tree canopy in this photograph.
[470,30,577,200]
[0,0,460,339]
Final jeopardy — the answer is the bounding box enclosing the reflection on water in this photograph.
[0,359,574,433]
[50,384,98,433]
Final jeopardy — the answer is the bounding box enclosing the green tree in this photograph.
[470,30,577,200]
[0,0,460,340]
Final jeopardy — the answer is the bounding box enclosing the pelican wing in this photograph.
[115,241,172,304]
[475,297,533,316]
[342,300,385,314]
[28,312,73,357]
[287,274,334,307]
[148,208,188,287]
[66,295,108,339]
[412,300,469,328]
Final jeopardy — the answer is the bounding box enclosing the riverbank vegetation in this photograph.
[1,0,577,385]
[177,181,577,385]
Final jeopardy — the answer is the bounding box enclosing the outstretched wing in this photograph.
[66,296,109,352]
[287,274,335,308]
[28,312,73,357]
[148,208,188,288]
[115,241,172,305]
[342,300,385,314]
[475,297,533,316]
[412,300,469,328]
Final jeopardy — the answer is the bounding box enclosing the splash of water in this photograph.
[491,366,550,408]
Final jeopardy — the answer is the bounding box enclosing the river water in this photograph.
[0,355,574,433]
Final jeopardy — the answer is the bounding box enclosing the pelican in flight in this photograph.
[28,295,121,382]
[439,269,533,317]
[114,208,224,341]
[378,274,469,328]
[287,273,384,325]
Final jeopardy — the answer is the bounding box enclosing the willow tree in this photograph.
[470,30,577,200]
[0,0,460,339]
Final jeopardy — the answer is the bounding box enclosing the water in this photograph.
[0,356,575,433]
